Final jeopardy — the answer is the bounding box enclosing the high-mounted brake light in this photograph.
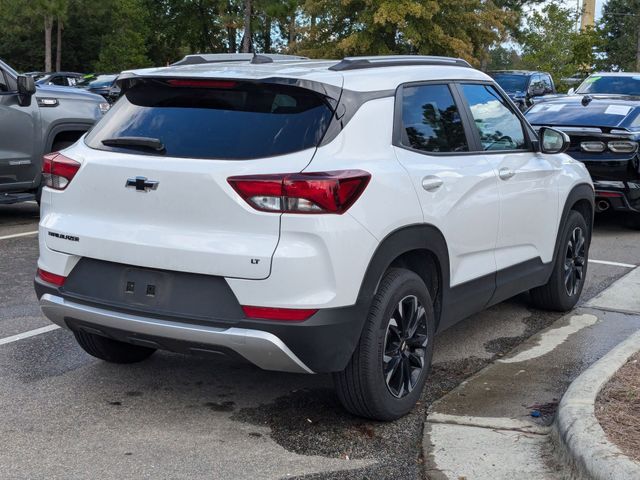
[228,170,371,214]
[37,268,66,287]
[167,79,238,89]
[242,306,318,321]
[42,153,81,190]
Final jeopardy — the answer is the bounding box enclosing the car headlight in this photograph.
[98,102,111,114]
[580,141,606,152]
[607,140,638,153]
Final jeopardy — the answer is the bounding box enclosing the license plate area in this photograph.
[121,267,169,308]
[61,258,245,324]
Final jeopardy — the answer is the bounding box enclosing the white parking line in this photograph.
[589,259,636,269]
[0,230,38,241]
[0,324,60,346]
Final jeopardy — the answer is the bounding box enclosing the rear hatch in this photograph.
[43,77,338,279]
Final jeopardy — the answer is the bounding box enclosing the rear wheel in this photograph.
[625,212,640,230]
[530,210,589,311]
[334,268,435,421]
[73,330,156,364]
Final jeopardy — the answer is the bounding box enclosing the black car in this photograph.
[489,70,556,111]
[525,73,640,228]
[34,71,84,87]
[77,74,119,102]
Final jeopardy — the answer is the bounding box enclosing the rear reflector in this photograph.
[42,153,81,190]
[242,306,317,321]
[596,191,623,198]
[228,170,371,214]
[37,268,66,286]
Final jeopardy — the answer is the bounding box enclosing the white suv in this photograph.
[35,55,594,420]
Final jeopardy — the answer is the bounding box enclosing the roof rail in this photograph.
[172,53,309,66]
[329,55,471,71]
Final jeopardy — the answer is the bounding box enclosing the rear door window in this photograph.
[85,79,334,160]
[399,84,468,153]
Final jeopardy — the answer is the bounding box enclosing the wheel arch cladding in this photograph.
[356,224,449,330]
[555,183,595,262]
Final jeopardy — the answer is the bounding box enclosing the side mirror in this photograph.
[17,75,36,106]
[539,127,570,154]
[567,87,575,95]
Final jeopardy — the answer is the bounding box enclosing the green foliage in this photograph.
[600,0,640,71]
[93,0,152,72]
[0,0,607,75]
[519,2,601,91]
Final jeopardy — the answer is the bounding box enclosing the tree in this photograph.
[94,0,152,72]
[241,0,252,52]
[292,0,515,67]
[600,0,640,71]
[519,2,601,90]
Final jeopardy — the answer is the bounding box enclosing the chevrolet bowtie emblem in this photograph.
[125,176,159,192]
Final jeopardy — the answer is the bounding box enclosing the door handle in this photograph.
[422,176,443,192]
[499,168,516,180]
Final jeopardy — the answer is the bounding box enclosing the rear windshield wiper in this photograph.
[101,136,166,153]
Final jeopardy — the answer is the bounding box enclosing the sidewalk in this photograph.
[423,268,640,479]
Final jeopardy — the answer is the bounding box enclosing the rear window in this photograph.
[85,79,334,159]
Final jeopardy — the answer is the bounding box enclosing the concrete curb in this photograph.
[553,329,640,480]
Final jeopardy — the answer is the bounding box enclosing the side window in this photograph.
[543,75,553,93]
[0,70,7,92]
[51,76,66,86]
[400,84,468,153]
[460,83,527,152]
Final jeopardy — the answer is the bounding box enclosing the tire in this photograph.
[625,212,640,230]
[333,268,435,421]
[530,210,589,312]
[73,330,156,364]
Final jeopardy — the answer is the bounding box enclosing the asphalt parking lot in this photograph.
[1,201,638,480]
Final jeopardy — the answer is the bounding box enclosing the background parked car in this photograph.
[525,72,640,229]
[489,70,556,111]
[77,74,119,102]
[34,72,84,87]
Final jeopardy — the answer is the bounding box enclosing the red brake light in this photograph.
[37,268,66,287]
[242,306,318,321]
[42,153,81,190]
[228,170,371,214]
[167,79,238,89]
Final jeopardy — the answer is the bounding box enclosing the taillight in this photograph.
[37,268,66,286]
[242,306,317,321]
[228,170,371,214]
[42,153,81,190]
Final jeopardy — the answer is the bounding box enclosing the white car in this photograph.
[35,55,594,420]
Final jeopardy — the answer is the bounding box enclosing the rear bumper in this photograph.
[593,181,640,213]
[40,293,314,373]
[35,272,368,374]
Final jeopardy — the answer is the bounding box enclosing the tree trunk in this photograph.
[56,18,63,72]
[288,14,295,51]
[263,16,272,53]
[228,27,237,53]
[44,15,53,72]
[636,26,640,72]
[241,0,251,53]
